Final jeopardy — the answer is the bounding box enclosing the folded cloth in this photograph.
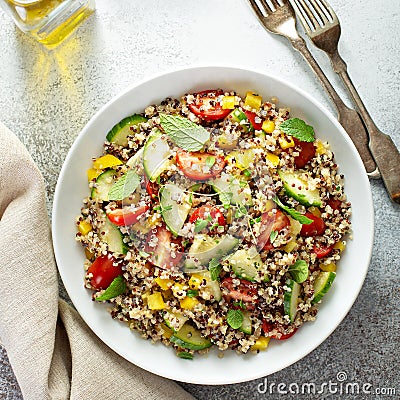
[0,122,195,400]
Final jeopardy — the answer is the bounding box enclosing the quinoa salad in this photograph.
[76,89,351,359]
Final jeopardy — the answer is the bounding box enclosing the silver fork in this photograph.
[247,0,378,176]
[291,0,400,203]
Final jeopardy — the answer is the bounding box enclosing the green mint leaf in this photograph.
[274,197,313,225]
[243,169,251,178]
[177,351,194,360]
[194,219,208,233]
[235,203,247,218]
[270,230,278,244]
[227,309,244,330]
[288,260,309,283]
[219,191,233,209]
[279,118,315,142]
[209,258,222,281]
[96,275,126,301]
[206,156,216,168]
[233,299,246,310]
[108,170,141,201]
[187,289,199,298]
[159,113,210,151]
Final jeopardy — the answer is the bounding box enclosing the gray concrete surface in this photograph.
[0,0,399,398]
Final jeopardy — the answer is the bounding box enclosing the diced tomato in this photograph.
[188,89,231,121]
[87,255,123,290]
[256,209,290,251]
[144,225,183,269]
[189,205,226,233]
[300,212,326,236]
[107,206,149,226]
[313,244,333,258]
[293,138,316,168]
[244,111,263,130]
[262,321,298,340]
[144,177,159,201]
[327,199,341,211]
[176,150,226,181]
[221,277,258,310]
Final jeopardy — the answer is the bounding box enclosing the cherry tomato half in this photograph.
[145,178,159,201]
[107,206,149,226]
[188,89,231,121]
[313,244,333,259]
[144,225,183,269]
[256,209,290,251]
[176,150,226,181]
[300,212,326,237]
[221,277,258,310]
[294,138,316,168]
[262,321,298,340]
[87,255,123,290]
[244,111,263,131]
[189,205,226,233]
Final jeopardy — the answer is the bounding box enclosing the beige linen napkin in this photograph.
[0,122,195,400]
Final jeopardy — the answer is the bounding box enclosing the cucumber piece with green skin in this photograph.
[239,310,252,334]
[227,108,252,132]
[100,218,128,254]
[228,247,262,282]
[209,172,253,207]
[126,147,144,169]
[192,270,222,302]
[170,323,212,350]
[91,170,116,201]
[106,114,148,146]
[284,279,301,323]
[312,271,336,304]
[279,170,321,207]
[143,129,172,182]
[159,184,191,236]
[163,311,188,332]
[184,234,239,271]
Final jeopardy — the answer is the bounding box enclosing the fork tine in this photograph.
[291,0,317,32]
[269,0,281,10]
[315,0,339,23]
[248,0,265,19]
[308,0,330,25]
[259,0,273,14]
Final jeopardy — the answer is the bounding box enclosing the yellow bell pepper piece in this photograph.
[309,206,322,218]
[266,153,280,168]
[283,240,297,253]
[244,91,262,110]
[333,241,346,252]
[180,297,199,310]
[320,263,337,272]
[222,95,236,109]
[78,220,92,235]
[147,292,166,310]
[279,135,295,149]
[188,274,203,290]
[262,120,275,133]
[251,336,270,351]
[87,168,102,181]
[154,277,174,291]
[315,139,326,155]
[84,248,95,261]
[92,154,123,170]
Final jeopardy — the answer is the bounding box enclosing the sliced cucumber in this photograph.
[312,271,336,304]
[195,270,222,302]
[91,170,116,201]
[170,323,212,350]
[239,310,252,334]
[284,279,301,323]
[228,247,262,282]
[159,184,191,236]
[126,147,144,169]
[163,311,188,332]
[143,129,172,182]
[227,108,251,132]
[279,170,321,207]
[99,218,128,254]
[106,114,147,146]
[184,234,239,271]
[209,172,253,207]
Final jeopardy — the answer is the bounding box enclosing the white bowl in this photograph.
[52,66,374,385]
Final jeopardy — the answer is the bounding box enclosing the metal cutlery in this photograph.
[291,0,400,203]
[247,0,378,176]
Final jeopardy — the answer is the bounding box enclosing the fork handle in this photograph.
[330,51,400,203]
[289,38,378,175]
